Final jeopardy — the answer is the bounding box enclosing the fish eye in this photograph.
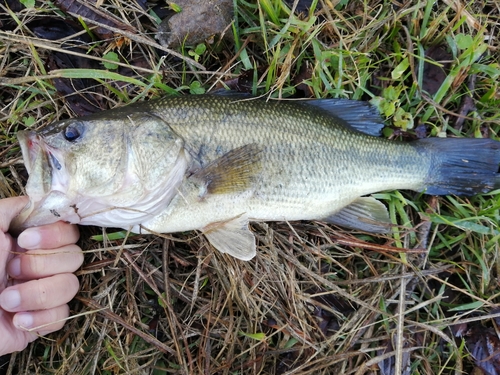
[63,123,83,142]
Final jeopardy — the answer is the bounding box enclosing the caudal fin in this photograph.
[417,138,500,196]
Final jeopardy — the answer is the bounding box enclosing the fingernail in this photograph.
[0,289,21,310]
[18,228,41,249]
[14,313,34,329]
[9,257,21,277]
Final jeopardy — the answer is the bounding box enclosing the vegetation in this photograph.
[1,0,499,373]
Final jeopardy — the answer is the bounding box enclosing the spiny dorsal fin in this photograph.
[203,214,256,260]
[325,197,393,233]
[192,144,262,197]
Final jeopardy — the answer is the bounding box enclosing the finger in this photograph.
[0,232,16,289]
[18,221,80,250]
[7,245,84,280]
[0,273,79,312]
[0,196,29,232]
[13,304,70,337]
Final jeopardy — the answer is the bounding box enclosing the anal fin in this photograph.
[203,215,256,260]
[325,197,392,233]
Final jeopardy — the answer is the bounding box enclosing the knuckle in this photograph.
[34,282,49,308]
[26,253,46,276]
[65,274,80,293]
[58,222,80,243]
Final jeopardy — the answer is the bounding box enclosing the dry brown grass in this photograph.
[1,0,500,374]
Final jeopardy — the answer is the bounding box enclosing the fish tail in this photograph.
[416,138,500,196]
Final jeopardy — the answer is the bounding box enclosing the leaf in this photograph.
[381,100,396,117]
[189,81,205,94]
[53,68,147,86]
[158,293,167,308]
[383,86,400,101]
[238,331,266,341]
[284,337,299,349]
[188,44,206,62]
[22,116,36,127]
[195,43,206,56]
[456,33,474,50]
[370,96,396,117]
[90,231,135,241]
[102,51,120,70]
[448,301,484,311]
[393,107,414,130]
[430,214,500,235]
[169,2,182,13]
[391,57,410,79]
[20,0,35,8]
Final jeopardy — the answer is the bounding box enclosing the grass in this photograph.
[1,0,500,374]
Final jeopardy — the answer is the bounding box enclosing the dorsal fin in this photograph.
[210,91,385,136]
[300,99,385,136]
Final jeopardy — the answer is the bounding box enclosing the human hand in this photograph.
[0,196,83,355]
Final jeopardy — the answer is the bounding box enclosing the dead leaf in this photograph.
[292,62,314,98]
[378,335,412,375]
[0,0,23,30]
[306,287,355,335]
[156,0,233,48]
[221,66,268,93]
[28,19,105,115]
[284,0,320,15]
[468,327,500,375]
[422,46,452,95]
[53,0,136,40]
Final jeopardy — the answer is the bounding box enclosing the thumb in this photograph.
[0,197,30,233]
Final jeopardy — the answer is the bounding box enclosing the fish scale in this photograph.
[149,97,428,202]
[12,94,500,260]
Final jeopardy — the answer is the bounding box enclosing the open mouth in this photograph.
[17,130,40,174]
[17,130,68,199]
[18,129,64,174]
[48,151,62,170]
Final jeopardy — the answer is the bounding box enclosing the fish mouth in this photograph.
[17,130,68,199]
[17,130,40,175]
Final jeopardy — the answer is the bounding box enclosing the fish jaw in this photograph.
[17,130,37,175]
[11,190,79,232]
[12,131,73,232]
[18,130,70,201]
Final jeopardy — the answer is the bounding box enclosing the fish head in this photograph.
[13,112,188,232]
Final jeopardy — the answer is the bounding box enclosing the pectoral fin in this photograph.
[203,215,256,261]
[192,144,262,197]
[325,197,392,233]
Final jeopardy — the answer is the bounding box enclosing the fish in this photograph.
[11,94,500,260]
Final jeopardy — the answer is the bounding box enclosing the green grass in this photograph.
[1,0,500,374]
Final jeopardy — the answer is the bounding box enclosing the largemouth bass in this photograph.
[12,94,500,260]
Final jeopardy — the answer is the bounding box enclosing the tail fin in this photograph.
[416,138,500,196]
